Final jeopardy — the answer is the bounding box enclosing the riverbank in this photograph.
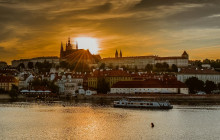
[76,94,220,105]
[1,93,220,105]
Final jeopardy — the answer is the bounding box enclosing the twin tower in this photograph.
[115,50,122,58]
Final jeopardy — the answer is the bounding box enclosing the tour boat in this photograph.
[113,99,173,109]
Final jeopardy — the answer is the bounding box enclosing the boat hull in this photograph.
[113,104,173,109]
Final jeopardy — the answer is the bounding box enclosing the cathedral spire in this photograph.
[115,49,118,58]
[120,50,122,58]
[60,42,63,58]
[76,41,78,50]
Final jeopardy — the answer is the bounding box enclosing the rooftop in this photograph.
[178,68,220,74]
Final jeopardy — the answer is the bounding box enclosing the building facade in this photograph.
[177,68,220,84]
[101,51,189,69]
[12,56,59,68]
[0,76,18,91]
[110,79,188,94]
[88,70,133,89]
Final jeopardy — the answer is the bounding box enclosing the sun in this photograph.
[74,37,99,54]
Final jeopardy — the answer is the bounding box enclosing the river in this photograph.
[0,101,220,140]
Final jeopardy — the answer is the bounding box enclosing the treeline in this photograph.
[190,59,220,68]
[59,61,90,72]
[100,62,178,72]
[17,61,91,73]
[185,77,220,94]
[30,79,59,94]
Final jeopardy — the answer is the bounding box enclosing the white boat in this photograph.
[113,99,173,109]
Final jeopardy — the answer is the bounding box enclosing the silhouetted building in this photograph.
[102,51,189,69]
[60,38,101,65]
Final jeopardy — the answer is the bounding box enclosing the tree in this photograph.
[28,62,34,69]
[155,63,162,71]
[30,79,59,94]
[203,59,211,64]
[185,77,204,94]
[60,61,69,69]
[109,63,113,69]
[121,65,128,71]
[204,80,216,94]
[145,64,153,72]
[9,84,19,100]
[97,78,109,94]
[115,65,119,70]
[171,64,178,72]
[99,63,105,69]
[134,65,138,72]
[162,62,169,71]
[17,63,25,71]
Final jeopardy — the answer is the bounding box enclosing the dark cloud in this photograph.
[132,0,219,10]
[0,0,220,63]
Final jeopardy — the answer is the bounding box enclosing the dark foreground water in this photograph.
[0,102,220,140]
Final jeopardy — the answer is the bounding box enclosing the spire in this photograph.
[60,42,63,58]
[61,42,63,51]
[120,50,122,58]
[76,41,78,50]
[68,37,70,44]
[182,50,189,59]
[115,49,118,58]
[66,41,68,50]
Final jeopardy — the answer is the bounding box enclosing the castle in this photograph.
[60,37,101,65]
[101,50,189,69]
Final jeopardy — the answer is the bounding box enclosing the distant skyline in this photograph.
[1,0,220,64]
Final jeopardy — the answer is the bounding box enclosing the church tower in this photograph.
[66,37,72,51]
[115,50,118,58]
[120,50,122,58]
[60,42,63,58]
[76,41,78,50]
[182,51,189,59]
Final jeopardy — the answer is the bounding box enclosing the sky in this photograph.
[0,0,220,64]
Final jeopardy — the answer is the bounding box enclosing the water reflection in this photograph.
[0,102,220,140]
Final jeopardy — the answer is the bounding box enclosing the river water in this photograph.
[0,102,220,140]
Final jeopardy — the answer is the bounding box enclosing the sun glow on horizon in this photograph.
[74,37,99,54]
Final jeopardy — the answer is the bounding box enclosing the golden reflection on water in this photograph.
[0,103,220,140]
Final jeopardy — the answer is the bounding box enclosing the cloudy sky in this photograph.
[0,0,220,64]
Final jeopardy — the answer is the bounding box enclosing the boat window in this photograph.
[150,103,153,105]
[147,103,149,105]
[140,103,143,105]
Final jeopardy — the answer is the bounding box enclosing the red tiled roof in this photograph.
[0,76,18,83]
[90,70,131,77]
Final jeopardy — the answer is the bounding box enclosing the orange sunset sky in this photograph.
[0,0,220,64]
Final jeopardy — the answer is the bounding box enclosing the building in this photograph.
[18,74,34,89]
[177,68,220,84]
[101,51,189,69]
[60,37,101,66]
[55,73,84,96]
[12,56,59,68]
[88,70,133,89]
[0,76,18,91]
[110,79,188,94]
[0,61,7,69]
